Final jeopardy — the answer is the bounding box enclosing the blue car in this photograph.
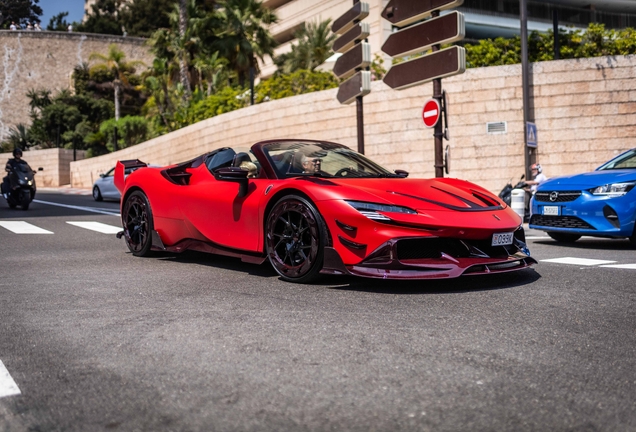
[529,148,636,246]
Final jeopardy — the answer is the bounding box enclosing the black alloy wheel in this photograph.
[548,232,581,243]
[122,190,154,256]
[93,186,103,201]
[266,195,326,283]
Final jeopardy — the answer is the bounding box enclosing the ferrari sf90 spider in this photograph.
[115,139,536,283]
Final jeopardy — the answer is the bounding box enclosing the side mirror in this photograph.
[394,169,409,178]
[214,167,249,197]
[100,173,106,178]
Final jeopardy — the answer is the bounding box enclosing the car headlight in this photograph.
[589,182,635,197]
[345,200,416,221]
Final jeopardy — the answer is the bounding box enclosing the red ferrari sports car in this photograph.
[114,139,536,282]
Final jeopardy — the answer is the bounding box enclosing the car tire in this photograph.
[122,190,154,257]
[629,227,636,248]
[548,232,581,243]
[93,186,103,201]
[266,195,326,283]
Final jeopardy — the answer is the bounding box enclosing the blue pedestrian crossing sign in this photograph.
[526,122,537,148]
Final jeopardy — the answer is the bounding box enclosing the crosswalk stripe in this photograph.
[66,221,121,234]
[541,257,616,266]
[0,360,21,398]
[0,221,53,234]
[599,264,636,270]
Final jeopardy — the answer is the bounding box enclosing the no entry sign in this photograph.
[422,99,441,128]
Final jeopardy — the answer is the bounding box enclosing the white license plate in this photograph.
[542,206,560,216]
[492,232,514,246]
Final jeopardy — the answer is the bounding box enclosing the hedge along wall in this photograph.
[70,55,636,194]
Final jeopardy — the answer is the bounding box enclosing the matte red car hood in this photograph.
[329,178,503,212]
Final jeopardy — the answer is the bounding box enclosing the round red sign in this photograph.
[422,99,441,128]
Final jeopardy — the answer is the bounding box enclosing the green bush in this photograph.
[255,69,338,103]
[465,23,636,68]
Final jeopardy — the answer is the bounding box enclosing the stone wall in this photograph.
[0,30,153,142]
[1,148,86,187]
[67,54,636,194]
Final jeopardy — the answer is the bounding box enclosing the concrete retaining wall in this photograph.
[62,54,635,194]
[1,148,86,187]
[0,30,152,142]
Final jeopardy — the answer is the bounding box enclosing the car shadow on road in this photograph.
[156,251,541,294]
[322,268,541,294]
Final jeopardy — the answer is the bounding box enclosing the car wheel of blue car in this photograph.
[548,232,581,243]
[122,190,154,257]
[630,228,636,248]
[266,195,326,283]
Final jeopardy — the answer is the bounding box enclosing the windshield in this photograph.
[261,141,396,179]
[13,162,32,174]
[597,149,636,170]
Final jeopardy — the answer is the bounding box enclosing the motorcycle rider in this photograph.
[2,148,28,197]
[525,163,547,193]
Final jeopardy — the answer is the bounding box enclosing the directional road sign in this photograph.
[381,11,465,58]
[333,22,370,54]
[383,45,466,90]
[422,99,441,128]
[337,70,371,105]
[381,0,464,28]
[332,2,369,35]
[333,42,371,79]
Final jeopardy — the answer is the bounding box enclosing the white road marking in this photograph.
[66,221,121,234]
[540,257,616,266]
[0,360,21,398]
[599,264,636,270]
[0,221,53,234]
[526,236,551,240]
[33,199,120,216]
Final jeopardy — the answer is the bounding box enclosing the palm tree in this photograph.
[276,19,335,74]
[89,44,145,120]
[214,0,278,85]
[194,51,228,96]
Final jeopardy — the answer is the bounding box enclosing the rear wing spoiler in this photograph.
[114,159,147,193]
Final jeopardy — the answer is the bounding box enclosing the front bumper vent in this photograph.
[530,215,595,230]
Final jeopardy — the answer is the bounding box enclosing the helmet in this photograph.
[531,163,542,174]
[13,148,23,157]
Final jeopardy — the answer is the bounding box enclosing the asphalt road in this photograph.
[0,191,635,431]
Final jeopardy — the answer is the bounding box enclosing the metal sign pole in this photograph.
[354,0,364,155]
[432,10,443,178]
[520,0,532,180]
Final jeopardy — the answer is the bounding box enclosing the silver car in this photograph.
[92,167,121,201]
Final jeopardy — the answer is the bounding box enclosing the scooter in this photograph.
[2,163,41,210]
[498,174,526,206]
[498,175,529,221]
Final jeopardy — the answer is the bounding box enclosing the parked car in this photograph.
[114,139,536,283]
[93,165,155,201]
[93,167,120,201]
[530,148,636,246]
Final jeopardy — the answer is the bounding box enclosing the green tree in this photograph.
[46,11,69,31]
[89,44,145,120]
[214,0,278,85]
[276,19,335,73]
[0,0,42,28]
[75,0,124,35]
[118,0,175,37]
